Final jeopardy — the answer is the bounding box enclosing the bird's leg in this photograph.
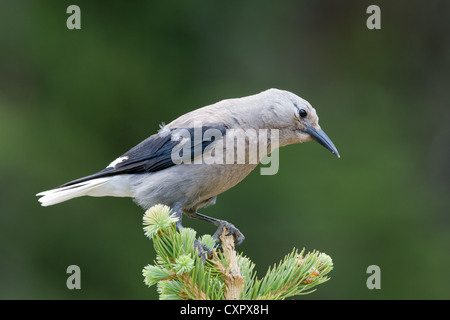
[193,238,213,263]
[189,212,245,247]
[172,206,213,263]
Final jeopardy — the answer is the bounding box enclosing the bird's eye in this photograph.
[298,109,308,118]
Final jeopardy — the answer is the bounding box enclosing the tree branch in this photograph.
[220,227,245,300]
[142,204,333,300]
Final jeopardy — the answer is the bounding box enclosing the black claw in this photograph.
[212,220,245,247]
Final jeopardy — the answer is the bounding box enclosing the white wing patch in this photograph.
[107,156,128,168]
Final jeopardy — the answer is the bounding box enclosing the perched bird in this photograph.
[37,88,339,256]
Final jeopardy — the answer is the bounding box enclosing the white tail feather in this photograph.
[36,178,111,206]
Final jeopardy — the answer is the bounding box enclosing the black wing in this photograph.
[59,125,227,188]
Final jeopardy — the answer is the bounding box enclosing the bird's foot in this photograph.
[194,238,213,263]
[212,220,245,247]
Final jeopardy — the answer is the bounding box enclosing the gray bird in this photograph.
[37,88,339,256]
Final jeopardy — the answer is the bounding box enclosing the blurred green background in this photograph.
[0,0,449,299]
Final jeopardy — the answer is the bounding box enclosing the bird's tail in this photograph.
[36,177,110,206]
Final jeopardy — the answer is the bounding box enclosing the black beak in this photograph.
[303,126,340,158]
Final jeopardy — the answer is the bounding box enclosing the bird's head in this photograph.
[264,89,340,158]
